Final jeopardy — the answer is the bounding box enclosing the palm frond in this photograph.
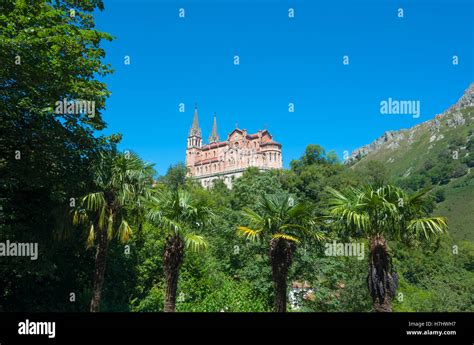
[237,226,262,242]
[117,219,133,243]
[241,207,264,225]
[184,232,208,252]
[272,233,301,243]
[159,217,183,234]
[82,192,106,212]
[407,217,448,240]
[87,224,95,248]
[72,209,88,226]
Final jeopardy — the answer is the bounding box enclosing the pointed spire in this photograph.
[189,103,202,137]
[208,112,220,143]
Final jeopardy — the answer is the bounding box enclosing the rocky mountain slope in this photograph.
[350,83,474,241]
[351,83,474,161]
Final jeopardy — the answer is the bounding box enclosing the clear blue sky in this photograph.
[94,0,473,175]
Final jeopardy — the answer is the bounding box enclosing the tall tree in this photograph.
[146,188,213,312]
[0,0,114,311]
[73,150,154,312]
[237,193,325,312]
[326,185,448,312]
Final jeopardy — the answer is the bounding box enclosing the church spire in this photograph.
[189,103,202,137]
[208,113,220,143]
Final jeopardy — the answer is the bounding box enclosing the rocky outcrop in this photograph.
[351,130,406,159]
[447,112,465,128]
[451,83,474,110]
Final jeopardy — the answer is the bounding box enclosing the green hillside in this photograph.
[351,89,474,241]
[435,177,474,241]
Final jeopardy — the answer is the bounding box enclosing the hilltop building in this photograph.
[185,105,283,188]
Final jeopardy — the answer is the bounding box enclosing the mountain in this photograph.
[350,83,474,241]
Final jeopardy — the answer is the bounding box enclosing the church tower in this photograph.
[208,113,220,143]
[187,104,202,148]
[186,104,202,172]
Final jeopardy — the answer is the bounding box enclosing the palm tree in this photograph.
[237,193,325,312]
[73,150,154,312]
[145,188,213,312]
[326,185,447,312]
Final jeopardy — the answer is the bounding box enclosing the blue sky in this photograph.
[94,0,473,175]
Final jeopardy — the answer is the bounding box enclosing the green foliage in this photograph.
[282,145,359,208]
[131,285,165,312]
[326,185,447,242]
[434,189,446,203]
[130,231,268,312]
[290,144,338,171]
[0,0,114,311]
[231,168,285,209]
[392,240,474,311]
[357,160,391,187]
[297,256,372,312]
[157,163,187,190]
[177,268,267,312]
[145,188,213,252]
[73,149,155,247]
[238,192,325,244]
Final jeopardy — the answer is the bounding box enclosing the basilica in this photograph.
[186,105,283,188]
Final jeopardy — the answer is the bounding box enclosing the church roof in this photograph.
[260,140,282,147]
[199,128,281,149]
[201,141,227,150]
[228,128,244,137]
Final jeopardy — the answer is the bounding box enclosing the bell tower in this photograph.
[186,104,202,173]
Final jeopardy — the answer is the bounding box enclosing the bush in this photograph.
[450,164,468,178]
[131,285,165,312]
[434,189,446,203]
[462,155,474,168]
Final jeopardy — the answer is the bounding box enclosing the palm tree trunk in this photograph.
[368,234,397,312]
[90,227,109,312]
[269,238,294,313]
[374,295,392,312]
[163,234,185,312]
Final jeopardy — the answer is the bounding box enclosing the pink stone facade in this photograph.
[185,107,282,188]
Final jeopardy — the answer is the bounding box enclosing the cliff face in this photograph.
[452,82,474,110]
[350,83,474,161]
[351,130,407,159]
